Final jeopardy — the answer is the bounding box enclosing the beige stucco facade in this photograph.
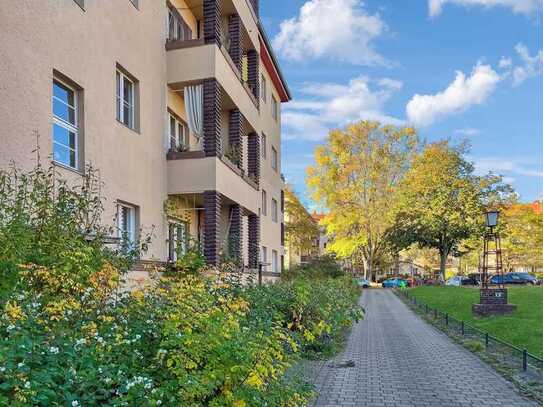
[0,0,289,271]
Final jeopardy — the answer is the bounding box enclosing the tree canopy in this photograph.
[307,121,418,280]
[390,140,513,279]
[284,187,320,255]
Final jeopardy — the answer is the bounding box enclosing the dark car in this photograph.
[489,273,538,285]
[461,276,479,286]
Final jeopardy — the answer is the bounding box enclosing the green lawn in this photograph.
[408,286,543,358]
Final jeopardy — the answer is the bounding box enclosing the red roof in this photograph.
[311,211,326,222]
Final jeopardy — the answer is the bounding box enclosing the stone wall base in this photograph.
[472,303,517,317]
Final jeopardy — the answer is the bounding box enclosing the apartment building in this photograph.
[0,0,290,274]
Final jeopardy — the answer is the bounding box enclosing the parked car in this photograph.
[446,276,463,286]
[357,278,370,288]
[445,276,478,286]
[382,278,408,288]
[489,273,539,285]
[461,276,479,286]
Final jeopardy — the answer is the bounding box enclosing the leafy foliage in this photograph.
[0,162,362,406]
[307,121,419,281]
[284,187,320,256]
[390,141,514,279]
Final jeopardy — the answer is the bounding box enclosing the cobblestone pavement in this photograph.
[311,289,537,407]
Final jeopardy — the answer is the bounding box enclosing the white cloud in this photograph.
[283,76,403,141]
[429,0,543,17]
[510,43,543,86]
[454,128,481,136]
[474,157,543,179]
[273,0,387,66]
[406,63,501,127]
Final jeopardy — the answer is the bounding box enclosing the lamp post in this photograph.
[472,210,517,316]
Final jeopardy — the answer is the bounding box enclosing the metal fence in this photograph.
[398,290,543,377]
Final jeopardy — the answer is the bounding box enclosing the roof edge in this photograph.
[258,22,292,102]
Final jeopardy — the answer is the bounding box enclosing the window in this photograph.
[52,79,79,169]
[117,203,137,249]
[169,113,189,151]
[272,198,278,223]
[262,190,267,216]
[271,95,278,121]
[261,74,267,102]
[261,133,267,159]
[271,146,278,172]
[116,70,136,129]
[261,246,267,266]
[168,5,192,42]
[168,221,188,261]
[272,250,278,273]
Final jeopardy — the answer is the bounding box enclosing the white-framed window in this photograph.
[262,190,267,216]
[272,250,278,273]
[168,5,192,42]
[272,198,278,223]
[169,113,189,151]
[271,146,278,172]
[271,95,278,121]
[261,74,267,102]
[261,133,267,159]
[116,70,135,129]
[168,221,188,261]
[261,246,267,267]
[52,79,79,169]
[117,203,137,249]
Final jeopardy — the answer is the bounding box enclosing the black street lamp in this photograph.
[473,209,516,316]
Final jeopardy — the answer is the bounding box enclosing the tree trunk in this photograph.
[439,250,448,283]
[362,257,369,280]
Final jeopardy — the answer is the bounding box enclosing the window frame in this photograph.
[271,95,278,121]
[261,133,267,159]
[261,74,267,103]
[262,189,267,216]
[116,70,135,129]
[168,220,189,261]
[167,4,193,42]
[168,112,189,151]
[271,146,278,172]
[272,250,278,273]
[52,78,80,170]
[117,202,137,249]
[271,198,278,223]
[261,246,267,266]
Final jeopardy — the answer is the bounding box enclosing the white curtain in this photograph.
[184,85,203,140]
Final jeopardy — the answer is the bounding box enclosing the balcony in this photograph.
[167,156,259,215]
[166,0,260,127]
[167,44,259,129]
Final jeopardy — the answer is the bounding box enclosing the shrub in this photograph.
[283,255,344,281]
[0,163,361,405]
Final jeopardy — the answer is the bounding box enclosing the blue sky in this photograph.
[260,0,543,207]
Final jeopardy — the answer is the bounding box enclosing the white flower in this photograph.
[17,362,24,368]
[24,381,31,388]
[49,346,59,354]
[0,367,5,373]
[7,325,15,331]
[157,401,162,406]
[72,401,80,407]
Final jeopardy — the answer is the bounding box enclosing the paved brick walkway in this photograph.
[311,289,537,406]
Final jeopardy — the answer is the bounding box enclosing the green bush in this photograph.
[0,163,361,406]
[283,255,344,281]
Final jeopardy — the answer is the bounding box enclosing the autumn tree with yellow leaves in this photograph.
[390,141,513,280]
[307,121,419,281]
